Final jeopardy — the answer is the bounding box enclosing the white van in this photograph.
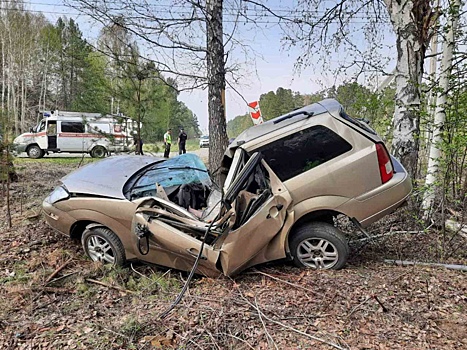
[13,111,138,159]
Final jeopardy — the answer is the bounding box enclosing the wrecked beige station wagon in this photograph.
[43,99,412,277]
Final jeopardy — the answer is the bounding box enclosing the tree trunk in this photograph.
[384,0,432,177]
[206,0,228,185]
[421,0,461,218]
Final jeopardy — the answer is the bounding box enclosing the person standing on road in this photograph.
[178,127,187,155]
[163,128,172,158]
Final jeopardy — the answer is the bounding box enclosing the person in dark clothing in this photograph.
[178,127,187,155]
[133,135,144,155]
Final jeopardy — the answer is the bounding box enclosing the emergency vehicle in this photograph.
[13,111,138,159]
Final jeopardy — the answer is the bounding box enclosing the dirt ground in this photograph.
[1,158,466,349]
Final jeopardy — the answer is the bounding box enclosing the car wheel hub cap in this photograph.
[297,238,338,269]
[87,236,115,264]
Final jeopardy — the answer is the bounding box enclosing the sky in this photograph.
[27,0,397,132]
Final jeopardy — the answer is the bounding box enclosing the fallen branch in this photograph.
[346,297,371,318]
[350,231,422,243]
[47,272,79,285]
[373,295,388,312]
[86,278,136,294]
[44,258,73,284]
[247,270,318,296]
[254,296,278,350]
[384,260,467,271]
[238,289,347,350]
[223,331,256,350]
[10,286,75,294]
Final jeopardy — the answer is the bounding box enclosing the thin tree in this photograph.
[241,0,436,177]
[422,0,463,219]
[68,0,246,181]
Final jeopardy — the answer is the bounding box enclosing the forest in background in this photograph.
[0,2,201,143]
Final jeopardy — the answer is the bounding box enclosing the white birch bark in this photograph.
[384,0,428,177]
[424,2,440,152]
[421,0,462,218]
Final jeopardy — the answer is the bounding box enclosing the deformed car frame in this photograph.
[126,100,411,277]
[43,99,412,277]
[131,151,294,277]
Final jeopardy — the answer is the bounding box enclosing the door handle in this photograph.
[267,204,284,219]
[186,247,207,260]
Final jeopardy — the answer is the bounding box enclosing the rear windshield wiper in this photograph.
[273,110,314,124]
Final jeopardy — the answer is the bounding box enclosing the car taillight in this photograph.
[376,143,393,184]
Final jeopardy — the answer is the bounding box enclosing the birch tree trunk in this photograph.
[421,0,461,218]
[384,0,432,177]
[206,0,228,185]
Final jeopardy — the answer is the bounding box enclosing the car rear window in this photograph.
[254,125,352,181]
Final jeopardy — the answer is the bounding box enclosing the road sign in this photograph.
[248,101,264,125]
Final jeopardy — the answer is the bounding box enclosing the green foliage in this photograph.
[71,52,111,114]
[259,87,303,120]
[227,114,253,138]
[227,82,395,138]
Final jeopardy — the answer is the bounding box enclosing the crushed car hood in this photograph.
[61,156,164,199]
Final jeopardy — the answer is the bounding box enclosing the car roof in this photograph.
[225,99,342,158]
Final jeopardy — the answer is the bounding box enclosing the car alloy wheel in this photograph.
[296,237,339,269]
[289,222,349,270]
[82,227,126,265]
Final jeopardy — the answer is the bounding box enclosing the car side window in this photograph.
[255,125,352,181]
[38,120,46,132]
[61,122,85,133]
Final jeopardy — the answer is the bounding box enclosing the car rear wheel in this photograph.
[90,146,107,158]
[27,145,44,159]
[82,227,126,265]
[289,222,349,270]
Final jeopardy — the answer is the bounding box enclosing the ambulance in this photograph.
[13,111,138,158]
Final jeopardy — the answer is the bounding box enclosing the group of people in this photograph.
[133,127,188,158]
[163,127,187,158]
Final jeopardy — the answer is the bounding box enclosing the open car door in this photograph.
[217,153,293,276]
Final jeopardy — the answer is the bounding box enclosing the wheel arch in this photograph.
[285,209,341,248]
[70,220,102,240]
[25,143,40,152]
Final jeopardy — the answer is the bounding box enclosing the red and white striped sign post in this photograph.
[248,101,264,125]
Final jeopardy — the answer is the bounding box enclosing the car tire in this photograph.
[90,146,107,158]
[82,227,126,266]
[289,222,349,270]
[27,145,44,159]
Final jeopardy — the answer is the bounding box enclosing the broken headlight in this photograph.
[45,185,70,204]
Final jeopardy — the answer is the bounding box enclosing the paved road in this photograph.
[16,147,209,162]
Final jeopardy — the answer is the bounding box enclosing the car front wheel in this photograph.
[27,145,44,159]
[289,222,349,270]
[82,227,126,265]
[90,146,107,158]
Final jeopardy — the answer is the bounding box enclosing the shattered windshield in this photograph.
[124,154,212,200]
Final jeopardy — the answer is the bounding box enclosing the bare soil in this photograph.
[1,158,466,349]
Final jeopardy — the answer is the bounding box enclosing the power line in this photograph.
[0,6,389,25]
[0,0,390,20]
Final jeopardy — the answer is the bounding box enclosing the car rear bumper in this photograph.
[42,200,76,236]
[336,157,412,227]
